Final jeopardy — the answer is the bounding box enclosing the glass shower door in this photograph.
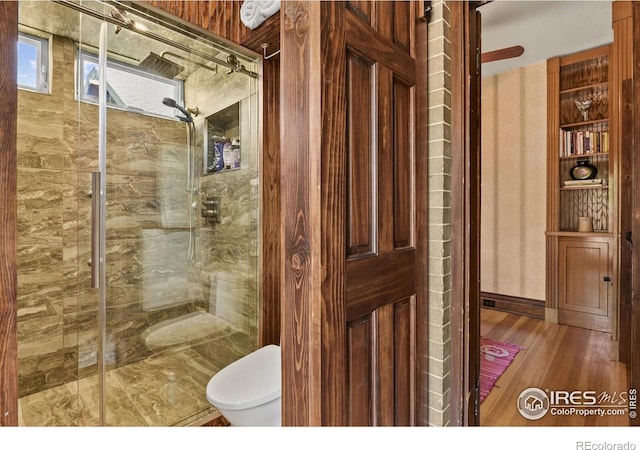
[97,3,260,426]
[16,0,104,426]
[99,12,203,425]
[17,0,260,427]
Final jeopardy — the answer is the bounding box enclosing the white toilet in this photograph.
[206,344,281,426]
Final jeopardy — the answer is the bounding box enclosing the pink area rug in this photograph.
[480,337,522,402]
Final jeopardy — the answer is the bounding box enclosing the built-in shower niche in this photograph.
[205,102,241,174]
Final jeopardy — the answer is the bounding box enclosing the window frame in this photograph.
[17,31,50,94]
[77,49,185,122]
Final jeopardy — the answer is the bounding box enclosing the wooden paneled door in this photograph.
[292,1,424,426]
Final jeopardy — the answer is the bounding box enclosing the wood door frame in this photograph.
[415,2,430,427]
[631,0,640,428]
[279,0,323,426]
[619,77,633,365]
[0,1,18,427]
[450,0,482,426]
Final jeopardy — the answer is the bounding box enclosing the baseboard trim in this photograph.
[545,307,558,324]
[481,291,545,320]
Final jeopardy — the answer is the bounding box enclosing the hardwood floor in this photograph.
[480,309,629,426]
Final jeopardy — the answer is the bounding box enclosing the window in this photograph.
[17,32,49,93]
[78,50,184,121]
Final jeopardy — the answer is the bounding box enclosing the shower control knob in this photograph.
[201,196,221,225]
[201,209,218,219]
[202,199,219,209]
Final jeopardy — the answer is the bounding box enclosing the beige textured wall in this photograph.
[427,0,452,427]
[481,61,547,301]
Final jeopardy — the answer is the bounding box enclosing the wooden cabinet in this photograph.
[558,237,612,332]
[547,45,616,333]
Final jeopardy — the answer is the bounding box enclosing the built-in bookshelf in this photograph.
[546,24,620,336]
[559,129,609,157]
[555,48,611,233]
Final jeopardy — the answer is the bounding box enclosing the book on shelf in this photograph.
[559,130,609,157]
[563,178,603,187]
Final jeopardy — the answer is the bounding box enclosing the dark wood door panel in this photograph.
[348,315,373,426]
[375,303,395,425]
[347,296,415,426]
[393,79,413,249]
[346,61,414,256]
[348,2,411,54]
[377,65,395,254]
[393,297,413,425]
[347,1,373,25]
[347,51,375,257]
[373,298,414,425]
[392,1,411,51]
[345,10,415,86]
[346,249,416,321]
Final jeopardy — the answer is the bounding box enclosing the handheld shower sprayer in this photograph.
[162,97,193,123]
[161,97,198,260]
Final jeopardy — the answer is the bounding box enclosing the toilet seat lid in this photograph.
[206,344,281,411]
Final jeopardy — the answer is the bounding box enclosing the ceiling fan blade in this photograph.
[481,45,524,63]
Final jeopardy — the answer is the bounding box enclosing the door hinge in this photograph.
[424,1,433,22]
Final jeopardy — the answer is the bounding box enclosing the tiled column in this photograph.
[426,0,453,427]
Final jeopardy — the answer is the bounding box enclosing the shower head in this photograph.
[162,97,177,108]
[139,53,184,79]
[162,97,193,123]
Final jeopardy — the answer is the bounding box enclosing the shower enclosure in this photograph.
[16,0,260,426]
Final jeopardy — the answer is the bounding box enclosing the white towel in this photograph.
[240,0,281,30]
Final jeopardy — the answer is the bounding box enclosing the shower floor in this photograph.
[17,332,254,427]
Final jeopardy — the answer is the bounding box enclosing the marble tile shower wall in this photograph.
[185,62,259,359]
[17,34,258,398]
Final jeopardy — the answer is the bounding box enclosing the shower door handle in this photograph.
[90,171,101,289]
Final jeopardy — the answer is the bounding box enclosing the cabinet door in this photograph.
[558,238,611,332]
